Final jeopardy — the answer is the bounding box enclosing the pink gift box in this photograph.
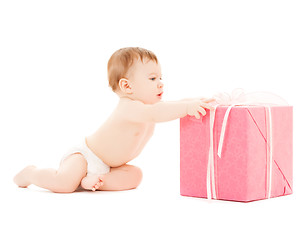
[180,106,293,202]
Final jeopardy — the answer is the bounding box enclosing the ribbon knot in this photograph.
[213,88,247,105]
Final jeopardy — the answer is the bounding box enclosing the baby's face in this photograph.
[128,59,163,104]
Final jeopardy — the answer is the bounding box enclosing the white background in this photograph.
[1,0,307,239]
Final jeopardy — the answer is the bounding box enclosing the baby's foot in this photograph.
[13,165,36,188]
[81,174,105,191]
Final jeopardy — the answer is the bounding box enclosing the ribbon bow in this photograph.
[206,89,288,200]
[213,88,288,106]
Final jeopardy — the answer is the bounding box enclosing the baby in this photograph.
[14,47,214,193]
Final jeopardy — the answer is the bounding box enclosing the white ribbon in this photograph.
[206,89,288,200]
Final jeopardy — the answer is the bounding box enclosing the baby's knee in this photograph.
[52,180,78,193]
[129,165,143,187]
[52,174,80,193]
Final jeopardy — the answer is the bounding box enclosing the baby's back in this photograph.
[86,110,155,167]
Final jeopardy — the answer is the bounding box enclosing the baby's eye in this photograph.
[149,77,156,81]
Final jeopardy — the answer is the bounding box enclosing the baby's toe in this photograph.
[94,182,102,189]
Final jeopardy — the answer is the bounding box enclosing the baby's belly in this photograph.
[86,132,151,167]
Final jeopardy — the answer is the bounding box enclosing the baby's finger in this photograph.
[201,98,216,103]
[198,107,206,116]
[201,102,215,110]
[194,112,201,119]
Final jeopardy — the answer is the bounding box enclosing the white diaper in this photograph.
[61,140,110,175]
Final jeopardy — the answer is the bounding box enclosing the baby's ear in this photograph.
[119,78,133,94]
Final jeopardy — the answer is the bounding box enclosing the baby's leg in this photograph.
[14,153,87,193]
[95,164,143,191]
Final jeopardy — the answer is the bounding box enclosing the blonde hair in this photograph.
[108,47,158,92]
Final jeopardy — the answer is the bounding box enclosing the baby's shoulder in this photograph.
[116,98,151,123]
[118,98,145,109]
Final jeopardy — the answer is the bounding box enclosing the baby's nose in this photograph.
[158,82,164,88]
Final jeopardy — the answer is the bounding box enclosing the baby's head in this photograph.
[108,47,163,104]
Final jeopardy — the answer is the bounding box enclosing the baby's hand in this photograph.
[186,98,215,119]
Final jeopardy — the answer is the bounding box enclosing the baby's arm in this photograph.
[119,98,214,123]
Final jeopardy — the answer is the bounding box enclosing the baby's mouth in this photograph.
[157,92,163,97]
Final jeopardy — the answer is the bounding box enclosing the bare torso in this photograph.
[86,100,155,167]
